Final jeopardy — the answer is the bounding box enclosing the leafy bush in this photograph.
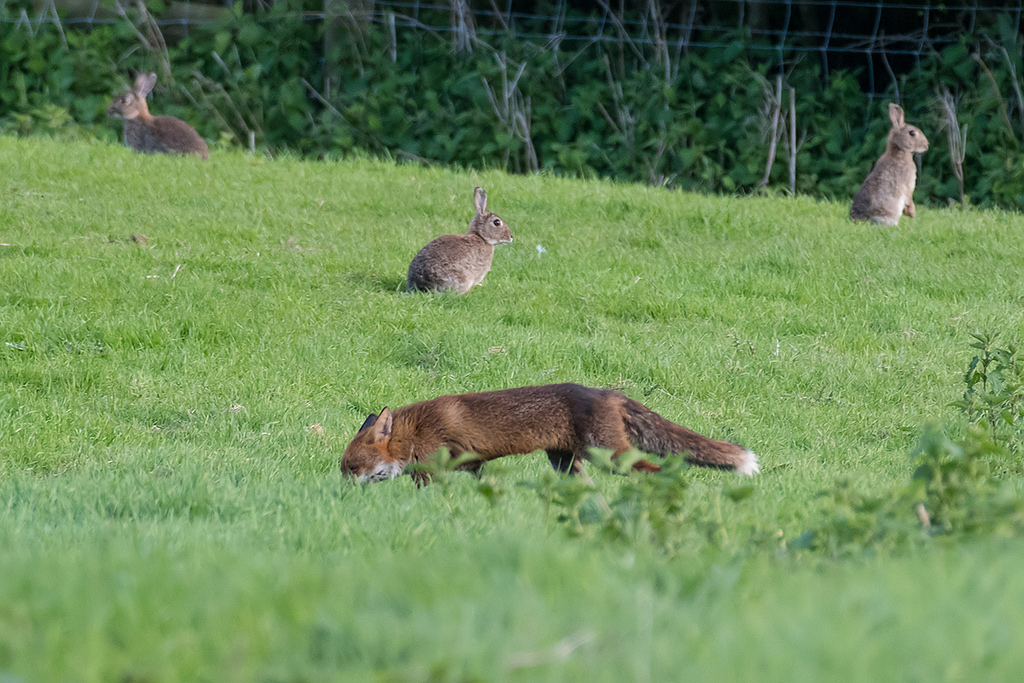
[2,7,1023,207]
[797,333,1024,559]
[953,332,1024,449]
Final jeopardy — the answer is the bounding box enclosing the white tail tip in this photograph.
[736,450,760,476]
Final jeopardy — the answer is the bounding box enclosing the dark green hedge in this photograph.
[3,4,1022,209]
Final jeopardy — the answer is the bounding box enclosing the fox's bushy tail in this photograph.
[621,398,759,476]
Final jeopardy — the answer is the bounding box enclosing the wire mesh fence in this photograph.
[5,0,1022,94]
[4,0,1023,205]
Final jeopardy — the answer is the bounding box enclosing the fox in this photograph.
[340,383,759,482]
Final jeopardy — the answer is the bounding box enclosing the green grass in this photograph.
[2,135,1024,681]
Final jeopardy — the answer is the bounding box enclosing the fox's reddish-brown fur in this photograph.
[341,383,758,481]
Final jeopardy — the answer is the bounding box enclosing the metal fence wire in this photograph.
[4,0,1024,201]
[6,1,1022,95]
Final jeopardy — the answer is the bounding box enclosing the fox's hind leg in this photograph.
[610,443,661,472]
[548,446,660,477]
[547,449,583,475]
[551,448,607,489]
[628,458,661,472]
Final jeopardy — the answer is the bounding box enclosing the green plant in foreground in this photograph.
[518,450,755,556]
[793,333,1024,557]
[953,331,1024,449]
[906,423,1024,535]
[515,411,1024,559]
[798,422,1024,558]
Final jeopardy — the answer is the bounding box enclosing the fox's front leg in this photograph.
[460,459,484,476]
[435,443,484,477]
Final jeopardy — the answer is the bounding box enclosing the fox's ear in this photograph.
[359,413,378,432]
[371,407,393,441]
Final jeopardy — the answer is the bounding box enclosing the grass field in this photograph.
[2,135,1024,681]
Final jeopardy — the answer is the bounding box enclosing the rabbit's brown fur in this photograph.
[407,187,512,294]
[850,103,929,226]
[107,73,209,160]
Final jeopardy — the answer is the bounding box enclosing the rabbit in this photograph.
[407,187,513,294]
[849,102,929,226]
[107,72,209,160]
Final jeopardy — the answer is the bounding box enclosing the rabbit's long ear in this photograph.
[888,103,904,128]
[473,187,487,215]
[134,72,158,97]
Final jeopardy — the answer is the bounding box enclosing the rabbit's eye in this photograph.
[909,130,916,136]
[492,218,502,226]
